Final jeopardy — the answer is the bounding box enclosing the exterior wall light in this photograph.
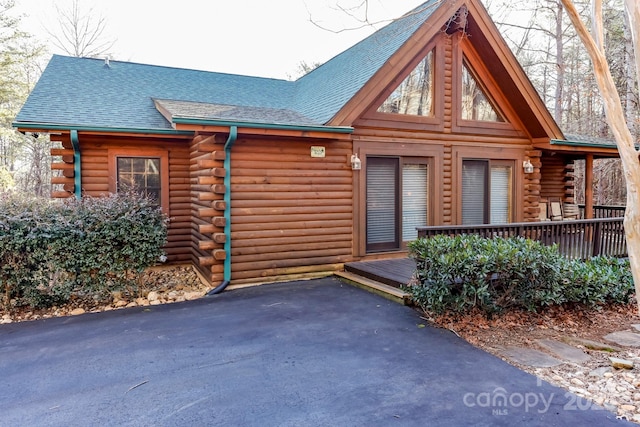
[523,159,534,174]
[351,154,362,170]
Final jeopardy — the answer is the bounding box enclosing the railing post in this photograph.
[592,220,602,257]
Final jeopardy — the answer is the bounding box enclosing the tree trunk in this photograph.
[554,0,565,124]
[561,0,640,312]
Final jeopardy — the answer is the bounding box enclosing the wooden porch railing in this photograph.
[416,217,626,260]
[578,204,626,219]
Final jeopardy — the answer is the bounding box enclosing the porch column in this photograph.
[584,154,594,219]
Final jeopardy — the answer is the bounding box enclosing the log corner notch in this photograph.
[190,132,229,282]
[49,132,75,199]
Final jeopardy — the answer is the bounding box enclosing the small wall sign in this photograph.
[310,146,326,158]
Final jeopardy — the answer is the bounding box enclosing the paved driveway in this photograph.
[0,277,631,426]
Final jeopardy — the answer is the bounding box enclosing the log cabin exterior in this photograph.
[14,0,620,288]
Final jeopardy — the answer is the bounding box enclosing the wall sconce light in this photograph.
[523,159,534,174]
[351,154,361,170]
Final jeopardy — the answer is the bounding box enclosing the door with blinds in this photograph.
[462,159,513,225]
[366,157,428,252]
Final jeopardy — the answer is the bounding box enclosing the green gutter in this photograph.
[171,117,354,134]
[12,122,193,136]
[223,126,238,284]
[550,139,617,149]
[70,130,81,199]
[207,126,238,295]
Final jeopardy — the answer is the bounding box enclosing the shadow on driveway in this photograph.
[0,277,632,426]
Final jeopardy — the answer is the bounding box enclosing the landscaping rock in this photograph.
[498,347,563,367]
[610,357,634,370]
[604,331,640,347]
[536,338,591,363]
[69,308,85,316]
[589,367,612,377]
[562,336,622,352]
[147,291,160,302]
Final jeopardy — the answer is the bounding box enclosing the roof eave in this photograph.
[13,121,193,136]
[171,116,354,134]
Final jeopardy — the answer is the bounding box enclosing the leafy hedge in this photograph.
[407,234,633,316]
[0,192,168,309]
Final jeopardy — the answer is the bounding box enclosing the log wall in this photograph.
[540,154,575,203]
[228,137,353,284]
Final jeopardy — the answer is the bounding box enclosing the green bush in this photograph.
[0,192,168,309]
[406,234,633,316]
[561,256,634,307]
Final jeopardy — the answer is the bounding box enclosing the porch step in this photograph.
[334,271,411,305]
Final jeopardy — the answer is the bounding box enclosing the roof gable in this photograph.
[291,0,443,124]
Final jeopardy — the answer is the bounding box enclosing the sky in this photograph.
[13,0,427,80]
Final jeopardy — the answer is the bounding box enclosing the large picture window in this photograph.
[462,159,512,225]
[461,60,504,122]
[378,50,434,117]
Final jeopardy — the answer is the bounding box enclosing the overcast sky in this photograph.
[13,0,426,80]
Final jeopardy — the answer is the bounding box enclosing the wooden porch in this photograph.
[339,212,627,303]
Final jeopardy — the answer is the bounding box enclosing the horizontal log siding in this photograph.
[229,138,353,283]
[76,135,192,264]
[541,154,574,202]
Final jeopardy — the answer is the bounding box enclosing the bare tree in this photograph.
[560,0,640,311]
[46,0,115,58]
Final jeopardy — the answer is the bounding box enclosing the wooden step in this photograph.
[334,271,411,305]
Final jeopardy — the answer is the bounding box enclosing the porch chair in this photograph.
[562,202,580,220]
[549,199,563,221]
[538,202,550,221]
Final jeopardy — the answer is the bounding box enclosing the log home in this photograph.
[14,0,619,289]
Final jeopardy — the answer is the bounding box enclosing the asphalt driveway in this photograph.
[0,277,632,426]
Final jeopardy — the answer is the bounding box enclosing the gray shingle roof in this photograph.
[154,99,318,127]
[14,0,441,132]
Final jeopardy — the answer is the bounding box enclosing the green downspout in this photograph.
[207,126,237,295]
[70,130,81,199]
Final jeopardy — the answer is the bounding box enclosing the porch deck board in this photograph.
[344,258,416,288]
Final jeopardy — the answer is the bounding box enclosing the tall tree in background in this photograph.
[488,0,635,205]
[559,0,640,311]
[0,0,46,194]
[46,0,115,58]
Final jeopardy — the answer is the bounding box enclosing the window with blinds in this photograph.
[402,164,428,240]
[366,157,429,252]
[366,157,399,251]
[490,165,512,224]
[462,160,512,225]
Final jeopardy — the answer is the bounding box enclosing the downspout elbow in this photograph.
[207,125,238,296]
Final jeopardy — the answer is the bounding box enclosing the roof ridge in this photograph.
[49,53,294,84]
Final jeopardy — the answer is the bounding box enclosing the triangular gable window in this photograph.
[378,50,434,117]
[461,59,504,122]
